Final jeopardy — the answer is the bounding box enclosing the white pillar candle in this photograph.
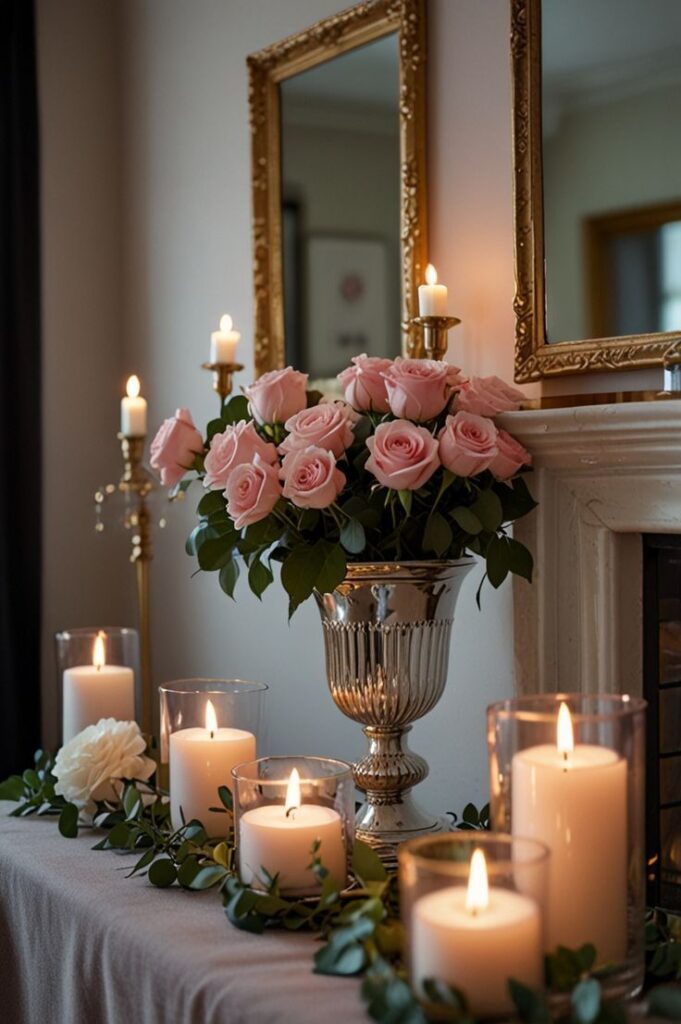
[120,375,147,436]
[239,768,345,892]
[512,703,628,962]
[169,699,255,835]
[210,313,241,365]
[62,632,135,743]
[418,263,448,316]
[411,849,543,1019]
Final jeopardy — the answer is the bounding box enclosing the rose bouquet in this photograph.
[151,355,536,616]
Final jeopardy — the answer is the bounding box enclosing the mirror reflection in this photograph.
[542,0,681,343]
[280,34,401,382]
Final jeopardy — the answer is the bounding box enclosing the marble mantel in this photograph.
[498,400,681,696]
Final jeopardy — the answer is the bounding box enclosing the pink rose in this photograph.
[438,412,498,477]
[280,446,346,509]
[383,358,463,422]
[279,402,357,459]
[245,367,309,425]
[224,454,282,529]
[204,421,278,491]
[150,408,203,487]
[489,429,531,480]
[365,419,440,490]
[455,376,525,417]
[338,354,392,413]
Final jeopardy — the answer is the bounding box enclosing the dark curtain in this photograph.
[0,0,41,776]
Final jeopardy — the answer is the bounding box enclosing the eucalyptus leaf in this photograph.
[571,978,601,1024]
[352,840,388,886]
[340,518,366,555]
[148,858,177,888]
[0,775,25,801]
[486,534,510,588]
[58,802,79,838]
[218,558,240,599]
[222,394,250,424]
[188,865,228,890]
[248,557,274,599]
[472,488,504,532]
[508,979,551,1023]
[197,489,227,517]
[451,506,483,535]
[423,512,453,557]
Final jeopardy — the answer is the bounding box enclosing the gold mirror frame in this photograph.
[248,0,427,377]
[511,0,681,383]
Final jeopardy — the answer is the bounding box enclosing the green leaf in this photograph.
[571,978,601,1024]
[647,986,681,1020]
[197,489,227,517]
[508,979,551,1023]
[58,803,79,838]
[177,856,201,889]
[107,821,132,849]
[507,537,534,583]
[423,512,453,557]
[462,802,480,826]
[222,394,250,424]
[312,540,346,596]
[218,558,240,598]
[281,540,346,617]
[340,518,366,555]
[472,488,504,532]
[122,785,142,820]
[188,865,228,890]
[148,858,177,887]
[451,506,483,535]
[217,785,233,811]
[397,489,412,516]
[198,535,238,572]
[248,557,274,599]
[546,946,589,992]
[422,979,468,1011]
[352,840,388,886]
[206,417,225,441]
[486,534,510,588]
[0,775,25,801]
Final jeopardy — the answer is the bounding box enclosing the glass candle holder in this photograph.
[487,693,647,1002]
[399,833,550,1021]
[159,679,268,837]
[232,755,354,896]
[56,627,140,744]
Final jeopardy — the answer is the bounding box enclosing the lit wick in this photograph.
[557,701,574,771]
[284,767,301,822]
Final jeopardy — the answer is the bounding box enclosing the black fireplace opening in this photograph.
[643,534,681,911]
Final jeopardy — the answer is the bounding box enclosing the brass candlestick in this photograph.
[118,434,156,737]
[201,361,245,403]
[412,315,461,361]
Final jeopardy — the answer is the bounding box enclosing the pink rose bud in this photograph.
[455,375,525,417]
[438,412,499,477]
[204,420,278,491]
[279,401,358,459]
[280,446,346,510]
[245,367,309,425]
[337,354,392,413]
[150,408,203,488]
[365,419,440,491]
[224,454,282,530]
[383,357,463,422]
[489,429,531,480]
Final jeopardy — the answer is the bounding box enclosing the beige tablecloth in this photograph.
[0,802,365,1024]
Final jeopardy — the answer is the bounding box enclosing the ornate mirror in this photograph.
[512,0,681,382]
[248,0,427,380]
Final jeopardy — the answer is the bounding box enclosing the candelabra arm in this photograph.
[201,361,244,404]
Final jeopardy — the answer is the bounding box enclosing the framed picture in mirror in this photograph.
[248,0,427,381]
[511,0,681,382]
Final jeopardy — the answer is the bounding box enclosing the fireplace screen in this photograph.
[643,534,681,911]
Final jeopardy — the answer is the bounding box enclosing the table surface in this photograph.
[0,804,666,1024]
[0,802,365,1024]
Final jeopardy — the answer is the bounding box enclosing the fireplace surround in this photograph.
[501,400,681,910]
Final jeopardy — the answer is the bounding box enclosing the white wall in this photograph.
[38,0,133,749]
[116,0,522,813]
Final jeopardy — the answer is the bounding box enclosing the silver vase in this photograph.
[314,559,475,852]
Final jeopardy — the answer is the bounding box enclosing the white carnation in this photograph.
[54,718,155,813]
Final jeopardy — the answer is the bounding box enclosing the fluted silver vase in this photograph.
[314,559,474,851]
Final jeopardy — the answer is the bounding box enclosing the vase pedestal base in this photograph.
[354,795,451,863]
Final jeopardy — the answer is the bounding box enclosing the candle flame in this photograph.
[465,848,489,915]
[93,631,106,670]
[219,313,233,333]
[557,702,574,755]
[285,767,301,817]
[425,263,438,286]
[126,374,141,399]
[205,699,218,737]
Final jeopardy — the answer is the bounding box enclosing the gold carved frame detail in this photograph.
[248,0,427,377]
[511,0,680,383]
